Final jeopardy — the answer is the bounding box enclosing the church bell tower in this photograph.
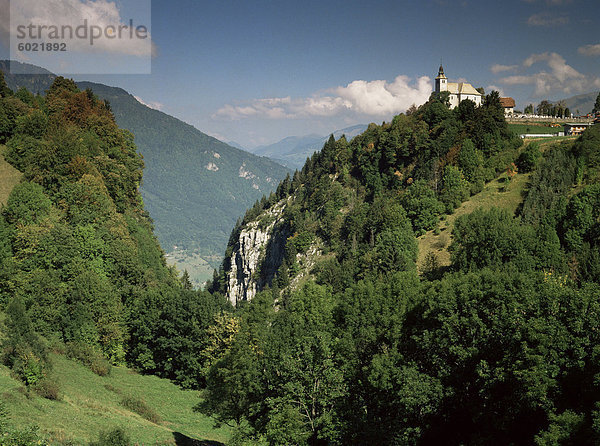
[435,64,447,93]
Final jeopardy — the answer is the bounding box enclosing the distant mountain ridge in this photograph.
[555,91,599,116]
[249,124,368,169]
[0,60,291,285]
[1,60,56,94]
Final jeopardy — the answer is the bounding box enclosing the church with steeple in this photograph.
[435,65,482,109]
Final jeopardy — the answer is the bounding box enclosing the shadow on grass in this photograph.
[172,431,225,446]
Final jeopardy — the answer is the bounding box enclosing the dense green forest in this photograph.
[0,72,236,442]
[201,90,600,445]
[2,69,600,445]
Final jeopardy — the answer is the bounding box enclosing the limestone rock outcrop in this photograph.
[226,201,289,305]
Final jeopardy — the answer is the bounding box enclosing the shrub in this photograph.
[400,180,444,235]
[520,145,578,225]
[0,402,45,445]
[104,383,119,394]
[34,376,61,400]
[517,142,542,173]
[65,342,111,377]
[89,359,111,377]
[0,425,45,445]
[3,181,53,226]
[47,335,67,355]
[1,296,50,387]
[288,231,313,253]
[450,207,537,270]
[440,165,470,212]
[89,427,131,446]
[15,109,48,139]
[120,396,161,424]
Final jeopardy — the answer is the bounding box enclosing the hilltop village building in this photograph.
[434,65,482,109]
[500,97,516,116]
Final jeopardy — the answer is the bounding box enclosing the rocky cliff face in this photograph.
[226,201,289,305]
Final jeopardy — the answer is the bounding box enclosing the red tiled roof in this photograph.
[500,97,516,108]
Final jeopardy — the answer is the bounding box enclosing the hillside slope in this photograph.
[211,91,524,304]
[0,354,229,444]
[556,90,598,115]
[0,145,22,206]
[76,81,290,268]
[416,171,530,270]
[199,94,600,445]
[0,74,240,402]
[0,60,291,285]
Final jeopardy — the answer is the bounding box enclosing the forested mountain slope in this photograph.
[3,63,600,445]
[212,90,524,303]
[0,61,56,95]
[76,81,290,262]
[0,61,291,285]
[0,74,235,424]
[557,90,598,116]
[195,91,600,445]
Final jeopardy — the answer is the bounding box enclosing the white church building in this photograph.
[434,65,482,109]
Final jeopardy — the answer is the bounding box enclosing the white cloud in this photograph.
[578,43,600,57]
[527,12,569,26]
[498,52,596,97]
[134,95,163,111]
[524,52,583,82]
[502,75,536,85]
[486,85,506,96]
[214,75,432,120]
[8,0,155,57]
[334,76,431,115]
[491,64,518,74]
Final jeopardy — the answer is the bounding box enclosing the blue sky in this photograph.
[2,0,600,147]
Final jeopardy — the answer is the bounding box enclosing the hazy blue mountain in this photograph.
[1,61,291,285]
[0,60,56,94]
[226,140,247,150]
[77,81,290,253]
[330,124,369,139]
[250,124,368,169]
[556,91,599,116]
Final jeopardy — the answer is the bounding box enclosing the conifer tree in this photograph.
[181,270,193,290]
[593,92,600,116]
[0,71,12,98]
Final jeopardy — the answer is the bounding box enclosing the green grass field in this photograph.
[165,250,217,289]
[0,145,22,206]
[0,354,230,445]
[417,172,530,271]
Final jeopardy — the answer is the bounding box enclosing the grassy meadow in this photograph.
[417,171,530,271]
[508,123,561,135]
[165,250,217,289]
[0,145,22,206]
[0,354,231,445]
